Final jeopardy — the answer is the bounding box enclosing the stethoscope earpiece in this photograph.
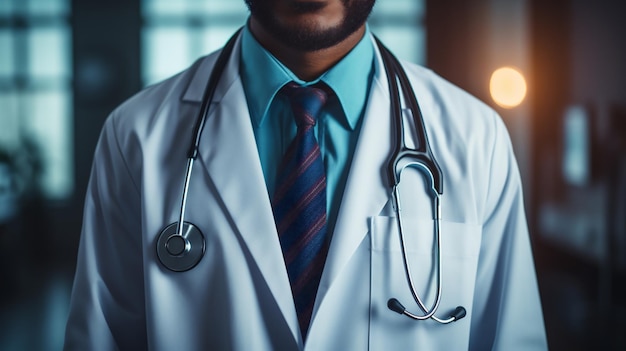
[388,298,466,323]
[156,222,205,272]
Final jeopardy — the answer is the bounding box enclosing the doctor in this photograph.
[64,0,548,350]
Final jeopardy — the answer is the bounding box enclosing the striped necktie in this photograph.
[272,82,329,339]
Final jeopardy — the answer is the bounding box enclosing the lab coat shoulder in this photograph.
[64,52,222,350]
[400,61,548,349]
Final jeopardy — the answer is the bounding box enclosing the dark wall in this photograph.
[426,0,491,103]
[66,0,142,260]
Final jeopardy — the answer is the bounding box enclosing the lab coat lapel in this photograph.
[182,39,301,345]
[316,41,393,306]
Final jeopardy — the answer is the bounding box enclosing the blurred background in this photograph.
[0,0,624,349]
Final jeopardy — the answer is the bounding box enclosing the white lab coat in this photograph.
[64,33,547,350]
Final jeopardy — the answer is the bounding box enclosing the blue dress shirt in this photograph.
[239,23,375,234]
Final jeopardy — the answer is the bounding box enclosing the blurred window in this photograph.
[369,0,426,65]
[0,0,73,201]
[562,106,590,186]
[141,0,425,86]
[141,0,249,86]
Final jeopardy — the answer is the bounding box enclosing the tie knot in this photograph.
[282,82,328,127]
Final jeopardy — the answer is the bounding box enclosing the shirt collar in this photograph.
[239,22,375,130]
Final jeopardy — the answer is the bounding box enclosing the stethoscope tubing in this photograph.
[176,158,195,239]
[188,28,243,160]
[157,28,465,324]
[155,29,242,272]
[374,37,443,195]
[375,36,465,323]
[392,184,443,320]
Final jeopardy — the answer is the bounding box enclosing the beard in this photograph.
[244,0,376,52]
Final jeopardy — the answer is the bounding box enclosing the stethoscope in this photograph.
[156,28,466,324]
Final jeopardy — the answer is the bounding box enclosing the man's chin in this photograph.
[246,0,375,52]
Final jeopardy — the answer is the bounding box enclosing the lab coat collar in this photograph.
[180,33,303,347]
[181,36,237,103]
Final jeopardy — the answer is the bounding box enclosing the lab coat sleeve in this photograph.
[64,112,147,351]
[469,114,548,350]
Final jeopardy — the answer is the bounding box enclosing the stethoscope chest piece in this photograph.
[156,222,205,272]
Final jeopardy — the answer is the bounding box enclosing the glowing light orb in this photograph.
[489,67,527,108]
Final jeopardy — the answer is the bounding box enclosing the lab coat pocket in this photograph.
[369,216,482,350]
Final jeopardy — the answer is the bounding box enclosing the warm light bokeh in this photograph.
[489,67,527,108]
